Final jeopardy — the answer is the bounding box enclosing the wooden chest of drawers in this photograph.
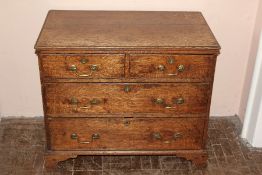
[35,10,220,169]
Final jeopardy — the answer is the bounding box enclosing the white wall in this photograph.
[241,0,262,147]
[241,32,262,147]
[239,0,262,121]
[0,0,260,117]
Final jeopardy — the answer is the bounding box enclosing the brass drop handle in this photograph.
[79,98,101,109]
[154,98,165,105]
[152,132,162,140]
[78,65,98,77]
[68,64,98,77]
[90,98,100,105]
[154,97,184,109]
[71,133,78,140]
[92,133,100,140]
[71,133,100,144]
[165,106,176,109]
[79,106,91,109]
[173,132,183,140]
[154,98,175,109]
[167,64,185,76]
[174,97,184,105]
[165,98,184,109]
[71,133,90,144]
[70,98,101,110]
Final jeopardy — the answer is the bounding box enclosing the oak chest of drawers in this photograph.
[35,10,220,169]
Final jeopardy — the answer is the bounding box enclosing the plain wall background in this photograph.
[239,0,262,121]
[0,0,260,118]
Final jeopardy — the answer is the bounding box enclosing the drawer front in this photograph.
[129,54,215,81]
[48,117,205,150]
[40,54,125,79]
[45,83,210,116]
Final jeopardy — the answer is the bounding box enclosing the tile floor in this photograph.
[0,116,262,175]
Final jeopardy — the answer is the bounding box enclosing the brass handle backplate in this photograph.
[90,98,100,105]
[70,97,79,105]
[154,97,184,109]
[167,64,185,76]
[69,65,77,72]
[71,133,100,144]
[92,133,100,140]
[156,63,184,76]
[173,132,183,140]
[68,64,98,77]
[157,65,165,71]
[154,98,165,105]
[175,97,184,105]
[151,132,183,142]
[152,132,162,140]
[71,133,78,140]
[177,64,185,72]
[90,65,98,71]
[70,98,101,111]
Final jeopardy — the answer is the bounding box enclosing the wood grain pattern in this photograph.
[44,83,210,116]
[40,54,125,79]
[35,11,220,51]
[34,10,220,169]
[130,54,216,81]
[47,117,205,151]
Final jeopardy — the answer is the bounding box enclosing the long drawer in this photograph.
[129,54,215,81]
[44,83,210,116]
[47,117,205,151]
[40,54,125,79]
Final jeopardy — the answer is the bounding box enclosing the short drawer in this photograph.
[129,54,215,81]
[44,83,210,116]
[47,117,205,150]
[40,54,125,79]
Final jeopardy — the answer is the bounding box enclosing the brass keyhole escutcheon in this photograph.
[80,58,88,64]
[123,119,131,126]
[71,133,78,140]
[155,98,164,105]
[124,85,131,92]
[177,64,185,72]
[70,97,78,105]
[90,65,98,71]
[92,133,100,140]
[69,65,77,72]
[157,64,165,71]
[167,57,175,64]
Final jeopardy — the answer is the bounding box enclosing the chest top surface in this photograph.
[35,10,220,51]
